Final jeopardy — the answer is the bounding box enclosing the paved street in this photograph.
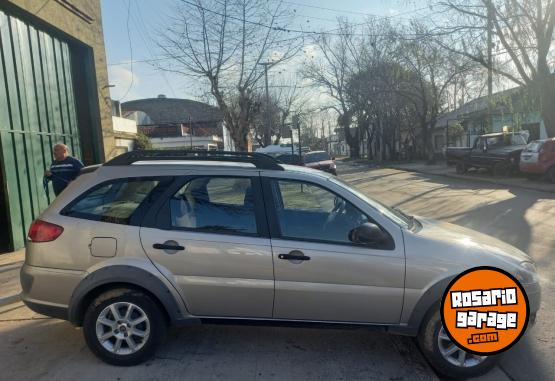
[1,162,554,380]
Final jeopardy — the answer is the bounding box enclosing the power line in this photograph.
[118,0,134,102]
[282,1,430,20]
[176,0,426,37]
[132,1,177,97]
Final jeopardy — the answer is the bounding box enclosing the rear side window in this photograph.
[62,178,162,224]
[170,176,257,235]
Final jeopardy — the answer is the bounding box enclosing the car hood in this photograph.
[406,217,532,267]
[305,160,334,167]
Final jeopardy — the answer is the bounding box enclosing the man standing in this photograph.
[45,143,84,196]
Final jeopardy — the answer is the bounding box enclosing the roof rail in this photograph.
[104,150,284,170]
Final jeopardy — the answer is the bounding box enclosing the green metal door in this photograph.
[0,10,81,250]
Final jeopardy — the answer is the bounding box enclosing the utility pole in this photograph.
[487,0,493,133]
[328,120,332,154]
[297,116,302,159]
[189,116,193,149]
[259,62,272,146]
[292,115,301,159]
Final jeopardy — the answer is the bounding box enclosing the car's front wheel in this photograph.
[83,288,167,366]
[418,308,497,378]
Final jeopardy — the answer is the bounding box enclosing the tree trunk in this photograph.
[538,77,555,138]
[339,112,360,159]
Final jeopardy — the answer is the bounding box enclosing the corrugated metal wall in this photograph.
[0,9,81,250]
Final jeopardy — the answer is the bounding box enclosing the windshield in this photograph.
[510,134,527,145]
[328,177,412,229]
[486,134,527,147]
[304,152,331,163]
[525,141,544,152]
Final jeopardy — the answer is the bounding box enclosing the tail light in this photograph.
[539,145,547,162]
[28,220,64,242]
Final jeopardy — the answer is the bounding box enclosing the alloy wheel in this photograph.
[437,326,488,368]
[95,302,150,355]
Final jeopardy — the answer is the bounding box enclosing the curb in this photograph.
[388,166,555,194]
[0,293,21,307]
[0,261,23,274]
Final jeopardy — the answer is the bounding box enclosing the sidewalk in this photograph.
[0,249,24,306]
[386,161,555,194]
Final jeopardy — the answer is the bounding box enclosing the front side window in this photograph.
[63,178,161,224]
[271,179,368,244]
[170,177,257,235]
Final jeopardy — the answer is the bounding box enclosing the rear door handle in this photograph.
[278,250,310,261]
[153,242,185,251]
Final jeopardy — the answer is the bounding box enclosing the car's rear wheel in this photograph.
[455,162,467,174]
[83,288,167,366]
[547,166,555,183]
[418,308,496,378]
[492,162,510,177]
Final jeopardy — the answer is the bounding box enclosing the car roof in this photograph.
[481,132,525,138]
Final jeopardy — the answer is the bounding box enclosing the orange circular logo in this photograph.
[441,267,529,355]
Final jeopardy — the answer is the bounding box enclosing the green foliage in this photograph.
[134,132,152,151]
[449,122,465,138]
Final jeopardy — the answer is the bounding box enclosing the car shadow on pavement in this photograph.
[0,313,438,381]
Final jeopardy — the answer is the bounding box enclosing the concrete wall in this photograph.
[150,136,222,150]
[112,116,137,134]
[6,0,115,159]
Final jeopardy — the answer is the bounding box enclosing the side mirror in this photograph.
[349,222,388,246]
[331,156,336,161]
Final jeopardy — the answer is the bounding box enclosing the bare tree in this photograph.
[395,23,474,160]
[304,20,362,158]
[157,0,302,150]
[438,0,555,137]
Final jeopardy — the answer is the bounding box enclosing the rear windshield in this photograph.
[525,141,544,152]
[304,152,330,163]
[62,177,170,225]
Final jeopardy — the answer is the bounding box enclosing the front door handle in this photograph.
[153,242,185,251]
[278,250,310,261]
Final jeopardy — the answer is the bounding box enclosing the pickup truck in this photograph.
[446,132,528,176]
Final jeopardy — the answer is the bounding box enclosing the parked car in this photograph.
[303,151,337,175]
[519,138,555,182]
[275,153,303,166]
[446,132,528,176]
[21,150,540,378]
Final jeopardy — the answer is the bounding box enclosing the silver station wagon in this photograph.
[21,151,540,378]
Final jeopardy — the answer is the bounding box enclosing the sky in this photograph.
[100,0,430,103]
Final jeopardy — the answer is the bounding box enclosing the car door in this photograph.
[140,173,274,318]
[262,176,405,324]
[471,137,488,166]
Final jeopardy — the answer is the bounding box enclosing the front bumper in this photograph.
[20,264,84,321]
[523,281,541,327]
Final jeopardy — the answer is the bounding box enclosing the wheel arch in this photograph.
[406,276,456,335]
[68,265,192,326]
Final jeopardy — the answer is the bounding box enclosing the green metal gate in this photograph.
[0,9,81,250]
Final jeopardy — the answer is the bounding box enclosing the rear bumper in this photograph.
[519,162,548,174]
[20,263,84,321]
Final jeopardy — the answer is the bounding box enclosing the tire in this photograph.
[547,166,555,183]
[83,288,167,366]
[492,162,510,177]
[455,162,467,174]
[417,308,497,379]
[525,173,540,181]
